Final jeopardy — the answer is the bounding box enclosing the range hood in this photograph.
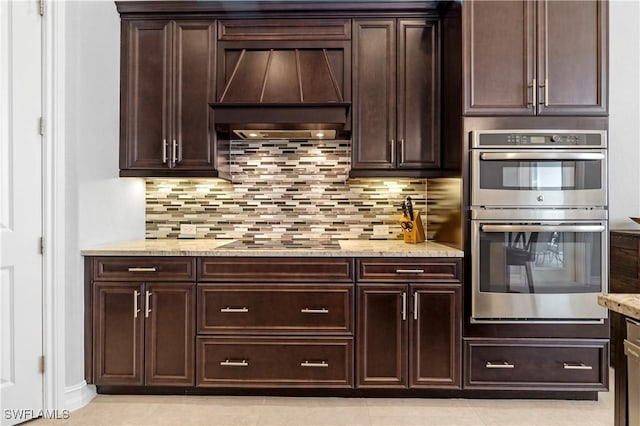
[211,48,351,140]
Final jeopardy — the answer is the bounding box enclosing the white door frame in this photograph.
[41,0,69,411]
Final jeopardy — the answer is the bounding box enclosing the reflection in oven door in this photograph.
[471,220,608,322]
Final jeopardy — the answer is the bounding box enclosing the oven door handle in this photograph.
[479,152,605,161]
[481,225,605,233]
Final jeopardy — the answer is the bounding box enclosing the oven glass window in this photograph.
[480,160,602,191]
[479,226,602,294]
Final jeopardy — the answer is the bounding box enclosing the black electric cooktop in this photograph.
[222,240,342,250]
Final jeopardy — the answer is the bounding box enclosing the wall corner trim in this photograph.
[65,381,96,412]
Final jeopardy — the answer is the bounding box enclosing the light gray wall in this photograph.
[609,0,640,228]
[65,0,145,388]
[60,0,640,391]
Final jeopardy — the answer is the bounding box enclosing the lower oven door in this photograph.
[471,220,608,322]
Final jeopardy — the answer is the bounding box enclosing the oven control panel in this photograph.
[472,130,606,148]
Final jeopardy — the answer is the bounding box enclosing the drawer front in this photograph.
[198,258,354,282]
[357,258,461,283]
[610,233,639,251]
[196,337,353,388]
[94,257,196,282]
[198,284,352,335]
[464,339,608,391]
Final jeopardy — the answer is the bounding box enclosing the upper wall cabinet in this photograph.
[351,19,441,177]
[463,0,608,116]
[119,20,225,178]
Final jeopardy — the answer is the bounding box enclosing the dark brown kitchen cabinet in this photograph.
[91,261,196,386]
[93,282,195,386]
[464,339,608,391]
[351,18,440,176]
[356,258,462,389]
[463,0,607,116]
[120,20,222,177]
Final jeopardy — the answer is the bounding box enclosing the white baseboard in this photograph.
[65,381,96,411]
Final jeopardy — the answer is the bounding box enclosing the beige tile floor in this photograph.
[32,378,614,426]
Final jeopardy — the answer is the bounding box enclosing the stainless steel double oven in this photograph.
[470,130,608,322]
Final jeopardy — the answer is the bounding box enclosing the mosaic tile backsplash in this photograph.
[145,140,460,241]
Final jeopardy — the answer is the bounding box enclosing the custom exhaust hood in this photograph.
[211,48,351,140]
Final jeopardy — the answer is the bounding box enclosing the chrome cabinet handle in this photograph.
[399,139,405,163]
[401,292,407,321]
[301,361,328,368]
[480,152,605,161]
[172,139,179,165]
[528,78,536,107]
[413,292,418,320]
[563,362,593,370]
[133,290,140,318]
[145,291,152,318]
[486,361,515,369]
[220,307,249,313]
[301,308,329,314]
[390,139,395,164]
[162,139,168,164]
[543,78,549,106]
[127,267,157,272]
[396,269,424,274]
[481,225,605,233]
[220,359,248,367]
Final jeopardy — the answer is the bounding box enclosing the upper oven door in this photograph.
[471,149,607,208]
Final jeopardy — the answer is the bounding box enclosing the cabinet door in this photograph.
[356,284,407,388]
[463,0,535,115]
[93,282,144,385]
[352,20,396,170]
[171,22,217,171]
[121,20,172,172]
[397,19,440,169]
[537,0,608,115]
[145,283,195,386]
[410,285,461,388]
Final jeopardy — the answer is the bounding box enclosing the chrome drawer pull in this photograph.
[563,362,593,370]
[301,361,328,368]
[486,361,515,369]
[127,267,157,272]
[220,359,248,367]
[301,308,329,314]
[395,269,424,274]
[220,307,249,313]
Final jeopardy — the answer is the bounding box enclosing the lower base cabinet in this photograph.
[93,281,195,386]
[357,284,461,388]
[464,339,609,391]
[196,337,353,388]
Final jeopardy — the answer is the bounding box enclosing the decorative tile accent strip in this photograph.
[145,140,460,241]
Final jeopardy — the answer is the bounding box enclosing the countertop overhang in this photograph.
[598,293,640,320]
[81,239,463,258]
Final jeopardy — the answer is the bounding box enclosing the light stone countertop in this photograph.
[598,293,640,320]
[81,239,464,258]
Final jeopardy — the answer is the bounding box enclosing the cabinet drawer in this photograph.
[464,339,608,391]
[93,257,196,282]
[610,233,639,251]
[196,337,353,388]
[198,284,352,335]
[198,258,353,282]
[357,258,461,283]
